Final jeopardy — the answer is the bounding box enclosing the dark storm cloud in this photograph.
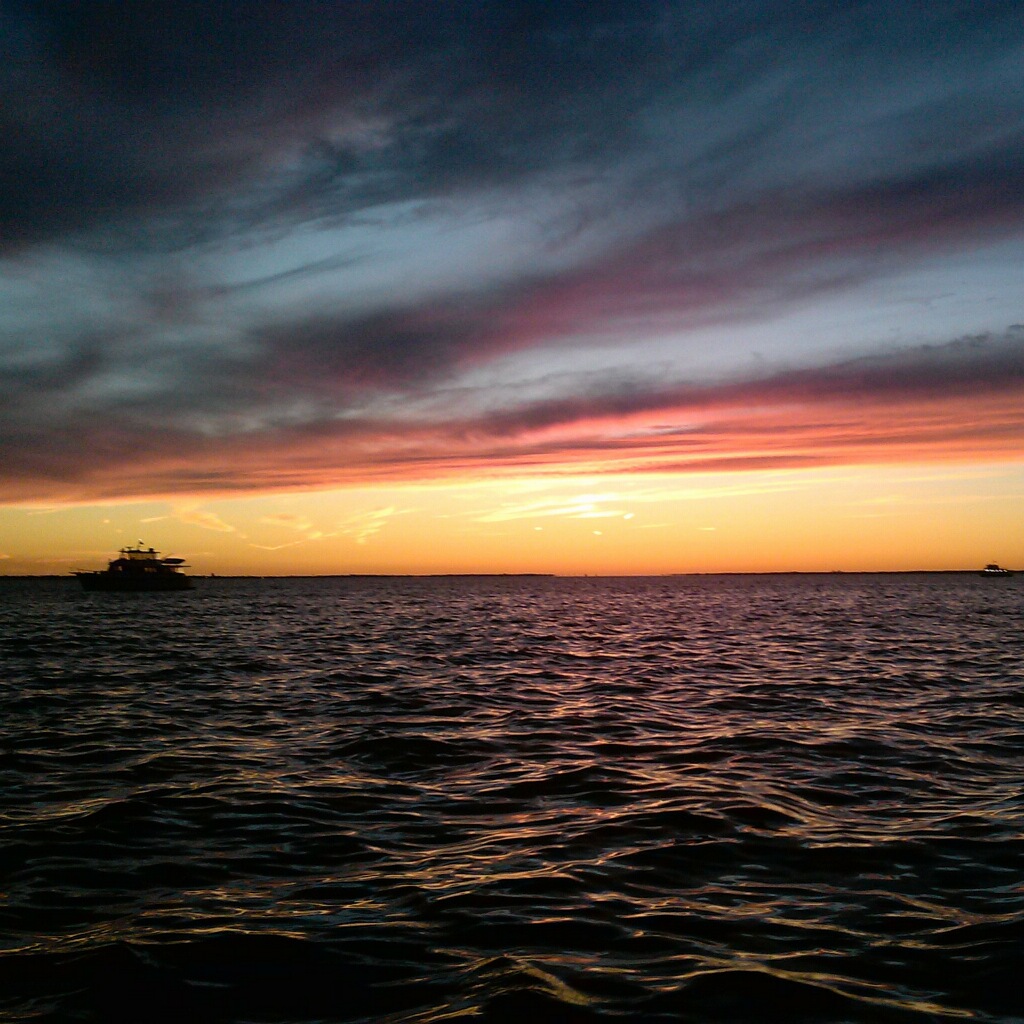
[224,149,1024,411]
[1,1,462,235]
[1,0,669,244]
[3,329,1022,503]
[5,0,1022,247]
[469,329,1024,439]
[2,2,1024,500]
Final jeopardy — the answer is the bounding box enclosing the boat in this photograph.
[74,544,193,591]
[980,563,1014,577]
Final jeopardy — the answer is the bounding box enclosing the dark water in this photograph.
[2,574,1022,1023]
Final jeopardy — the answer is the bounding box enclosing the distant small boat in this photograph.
[980,563,1014,577]
[74,544,193,591]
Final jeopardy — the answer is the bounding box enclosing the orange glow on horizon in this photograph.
[2,462,1022,578]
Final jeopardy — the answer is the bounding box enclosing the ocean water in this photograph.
[1,573,1022,1024]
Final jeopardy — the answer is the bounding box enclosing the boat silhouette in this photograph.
[980,563,1014,577]
[74,544,193,591]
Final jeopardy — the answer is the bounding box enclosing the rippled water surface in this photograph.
[2,574,1022,1023]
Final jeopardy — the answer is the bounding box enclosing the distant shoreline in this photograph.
[2,569,1013,580]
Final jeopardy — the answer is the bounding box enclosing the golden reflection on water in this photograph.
[3,574,1021,1022]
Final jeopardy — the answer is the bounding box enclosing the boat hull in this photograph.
[76,572,193,592]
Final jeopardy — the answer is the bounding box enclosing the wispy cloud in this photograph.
[337,506,409,544]
[248,539,310,552]
[260,513,314,532]
[249,512,327,549]
[172,507,236,533]
[473,496,632,523]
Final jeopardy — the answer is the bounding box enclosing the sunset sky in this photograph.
[2,1,1023,575]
